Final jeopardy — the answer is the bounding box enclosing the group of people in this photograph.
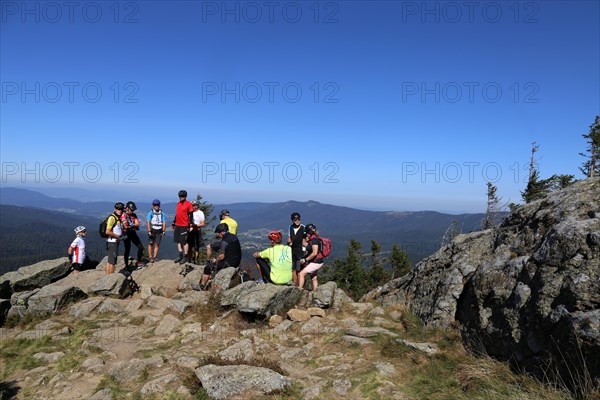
[68,190,326,291]
[251,212,325,290]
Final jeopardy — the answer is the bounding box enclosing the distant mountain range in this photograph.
[0,187,492,273]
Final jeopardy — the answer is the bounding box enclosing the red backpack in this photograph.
[318,237,332,259]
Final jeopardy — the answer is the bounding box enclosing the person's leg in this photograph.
[147,234,154,261]
[299,263,321,290]
[131,232,143,262]
[298,269,306,289]
[311,273,318,291]
[106,242,117,274]
[123,237,131,266]
[255,258,272,283]
[153,229,162,259]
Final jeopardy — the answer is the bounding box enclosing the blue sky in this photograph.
[1,0,598,213]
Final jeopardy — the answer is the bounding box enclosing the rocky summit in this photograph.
[365,177,600,389]
[0,179,598,399]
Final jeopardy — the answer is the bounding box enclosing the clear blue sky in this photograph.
[1,1,598,213]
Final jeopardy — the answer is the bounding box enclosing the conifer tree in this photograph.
[579,116,600,178]
[325,239,368,300]
[484,182,501,229]
[390,244,411,279]
[368,240,389,287]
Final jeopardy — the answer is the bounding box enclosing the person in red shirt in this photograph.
[172,190,194,264]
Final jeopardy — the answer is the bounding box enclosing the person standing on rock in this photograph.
[147,199,166,263]
[297,223,324,291]
[187,199,206,264]
[287,212,305,286]
[172,190,194,264]
[198,223,242,289]
[219,209,238,234]
[68,226,87,274]
[253,231,293,285]
[105,202,125,275]
[121,201,146,270]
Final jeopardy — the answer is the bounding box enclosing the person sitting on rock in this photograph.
[253,231,293,285]
[297,223,324,291]
[198,223,242,290]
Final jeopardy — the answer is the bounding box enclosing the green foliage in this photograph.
[390,244,412,279]
[323,239,369,300]
[484,182,501,229]
[580,116,600,178]
[368,240,389,287]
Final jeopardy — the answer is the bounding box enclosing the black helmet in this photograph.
[305,223,316,234]
[126,201,137,211]
[291,212,301,220]
[178,190,187,197]
[215,223,229,234]
[219,209,230,218]
[114,202,125,211]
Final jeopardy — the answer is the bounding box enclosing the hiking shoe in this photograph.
[149,257,155,263]
[179,257,189,265]
[173,255,183,263]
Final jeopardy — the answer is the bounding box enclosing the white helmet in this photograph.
[74,226,86,234]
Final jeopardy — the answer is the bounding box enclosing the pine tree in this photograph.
[521,142,551,203]
[390,244,411,279]
[324,239,368,300]
[579,116,600,178]
[368,240,389,287]
[484,182,501,229]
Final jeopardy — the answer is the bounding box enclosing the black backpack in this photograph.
[99,213,118,238]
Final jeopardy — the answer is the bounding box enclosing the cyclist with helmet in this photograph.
[219,209,238,234]
[147,199,166,263]
[287,212,305,285]
[121,201,145,270]
[187,199,206,264]
[298,223,324,291]
[105,202,125,275]
[198,223,242,289]
[253,230,293,285]
[172,190,194,264]
[68,225,87,274]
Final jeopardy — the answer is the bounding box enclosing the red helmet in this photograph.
[268,231,282,242]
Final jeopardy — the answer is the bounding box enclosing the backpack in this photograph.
[318,237,332,259]
[99,213,117,238]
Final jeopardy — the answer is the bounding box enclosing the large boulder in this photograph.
[221,282,303,318]
[366,177,600,387]
[27,285,87,316]
[312,281,337,308]
[0,258,71,298]
[91,274,129,298]
[195,364,291,400]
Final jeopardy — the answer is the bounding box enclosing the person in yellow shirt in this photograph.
[252,231,293,285]
[219,209,238,234]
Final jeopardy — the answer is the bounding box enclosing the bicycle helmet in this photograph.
[219,209,230,218]
[114,202,125,211]
[191,200,199,206]
[74,226,86,234]
[152,199,161,206]
[305,223,317,235]
[215,223,229,234]
[126,201,137,211]
[268,231,282,242]
[291,212,301,220]
[178,190,187,197]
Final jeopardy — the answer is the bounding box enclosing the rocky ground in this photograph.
[0,260,427,400]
